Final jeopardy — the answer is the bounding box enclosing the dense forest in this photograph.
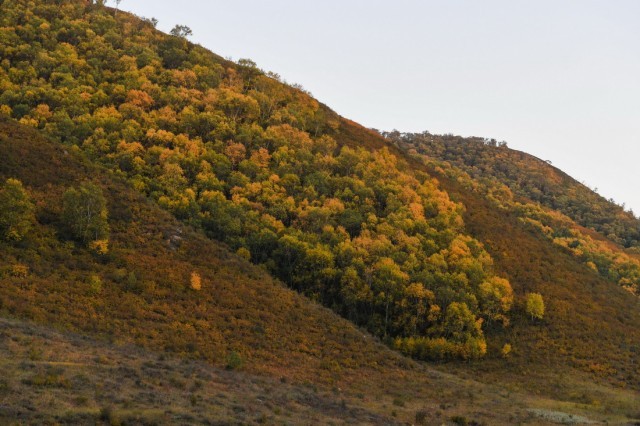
[0,0,524,359]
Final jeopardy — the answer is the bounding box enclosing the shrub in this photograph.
[394,336,487,361]
[236,247,251,260]
[451,416,469,426]
[226,351,243,370]
[88,274,103,295]
[501,343,512,358]
[190,271,202,291]
[89,239,109,255]
[415,410,428,425]
[10,263,29,278]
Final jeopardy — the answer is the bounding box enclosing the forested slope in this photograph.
[0,115,401,381]
[1,0,517,359]
[337,120,640,394]
[387,132,640,296]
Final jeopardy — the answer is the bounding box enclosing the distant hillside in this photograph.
[386,131,640,248]
[386,131,640,296]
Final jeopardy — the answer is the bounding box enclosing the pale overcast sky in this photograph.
[122,0,640,214]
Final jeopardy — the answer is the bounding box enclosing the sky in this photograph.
[122,0,640,214]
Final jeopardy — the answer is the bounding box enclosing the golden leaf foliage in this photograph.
[525,293,545,320]
[0,1,516,360]
[190,272,202,291]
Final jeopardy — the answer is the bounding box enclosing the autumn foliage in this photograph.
[387,131,640,296]
[0,0,515,359]
[1,3,640,406]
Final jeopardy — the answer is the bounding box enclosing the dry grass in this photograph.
[0,317,395,425]
[3,316,639,425]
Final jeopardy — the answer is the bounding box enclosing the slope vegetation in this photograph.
[387,132,640,296]
[0,317,393,425]
[0,115,398,383]
[336,120,640,396]
[386,131,640,248]
[1,0,518,359]
[5,109,639,425]
[0,0,639,421]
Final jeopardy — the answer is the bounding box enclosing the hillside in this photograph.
[0,317,393,425]
[0,0,519,359]
[385,132,640,297]
[385,131,640,249]
[1,0,640,423]
[0,116,475,425]
[5,105,639,425]
[337,120,640,391]
[0,115,399,385]
[6,315,639,425]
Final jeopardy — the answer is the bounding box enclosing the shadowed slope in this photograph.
[0,115,398,380]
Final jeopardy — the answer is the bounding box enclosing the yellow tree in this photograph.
[525,293,545,320]
[478,276,514,324]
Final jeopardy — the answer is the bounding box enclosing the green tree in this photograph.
[442,302,483,343]
[525,292,545,320]
[170,25,193,39]
[62,182,110,245]
[372,257,408,337]
[0,178,35,242]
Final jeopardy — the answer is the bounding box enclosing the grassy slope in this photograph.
[336,119,640,398]
[2,116,639,423]
[5,316,638,426]
[0,317,394,425]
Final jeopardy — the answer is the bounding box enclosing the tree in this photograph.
[478,276,514,324]
[442,302,483,343]
[525,292,545,320]
[372,257,408,337]
[0,178,35,242]
[62,182,110,245]
[170,25,193,39]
